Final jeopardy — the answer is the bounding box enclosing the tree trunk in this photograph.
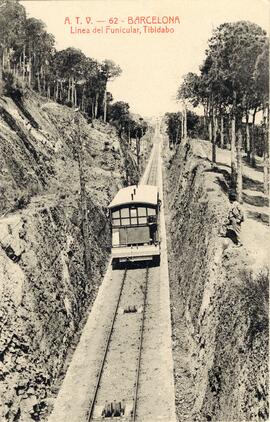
[68,77,71,102]
[37,71,41,93]
[94,93,99,118]
[212,112,217,163]
[181,111,184,138]
[81,95,84,112]
[6,47,11,71]
[176,125,180,145]
[2,48,5,72]
[28,53,32,87]
[74,85,77,108]
[0,49,3,80]
[229,91,238,191]
[264,155,269,196]
[81,86,85,112]
[251,108,257,167]
[2,47,7,71]
[55,80,59,101]
[230,117,237,190]
[19,53,22,77]
[184,105,187,138]
[263,104,269,195]
[22,45,26,81]
[236,128,243,203]
[71,77,75,106]
[59,80,63,101]
[203,105,207,133]
[136,136,140,167]
[91,101,94,119]
[103,89,107,122]
[220,113,224,149]
[246,112,251,162]
[208,116,212,145]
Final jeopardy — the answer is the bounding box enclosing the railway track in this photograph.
[48,133,176,422]
[146,146,159,185]
[87,265,150,421]
[87,148,159,421]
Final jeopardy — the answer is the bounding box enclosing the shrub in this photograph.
[239,268,269,344]
[14,195,31,210]
[2,71,24,100]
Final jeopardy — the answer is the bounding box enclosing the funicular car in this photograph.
[108,185,161,267]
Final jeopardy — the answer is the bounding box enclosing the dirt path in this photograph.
[197,140,270,273]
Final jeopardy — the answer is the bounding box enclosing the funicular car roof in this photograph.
[108,185,158,209]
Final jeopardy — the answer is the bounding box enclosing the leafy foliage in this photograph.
[164,112,182,146]
[176,20,269,195]
[0,0,123,122]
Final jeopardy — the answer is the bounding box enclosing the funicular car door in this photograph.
[125,226,150,245]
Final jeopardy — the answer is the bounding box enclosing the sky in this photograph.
[21,0,269,118]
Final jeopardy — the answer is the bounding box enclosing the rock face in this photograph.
[0,91,142,421]
[164,139,268,422]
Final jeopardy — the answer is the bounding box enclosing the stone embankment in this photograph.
[164,139,268,422]
[0,91,148,421]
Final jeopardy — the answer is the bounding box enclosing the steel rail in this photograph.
[87,267,127,422]
[146,152,158,185]
[132,265,149,421]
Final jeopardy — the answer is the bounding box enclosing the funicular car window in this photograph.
[112,205,157,227]
[112,218,121,226]
[112,210,120,218]
[121,218,130,226]
[147,207,156,216]
[130,208,137,217]
[120,208,129,218]
[138,207,147,216]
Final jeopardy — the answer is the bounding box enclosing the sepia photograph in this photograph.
[0,0,269,421]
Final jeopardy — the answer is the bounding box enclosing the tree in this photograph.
[101,59,122,122]
[0,1,123,125]
[178,21,268,202]
[187,110,200,136]
[52,48,86,106]
[207,21,267,200]
[108,100,130,136]
[109,100,129,121]
[177,72,203,142]
[79,58,102,116]
[0,0,26,79]
[164,112,182,147]
[25,18,55,90]
[254,39,269,194]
